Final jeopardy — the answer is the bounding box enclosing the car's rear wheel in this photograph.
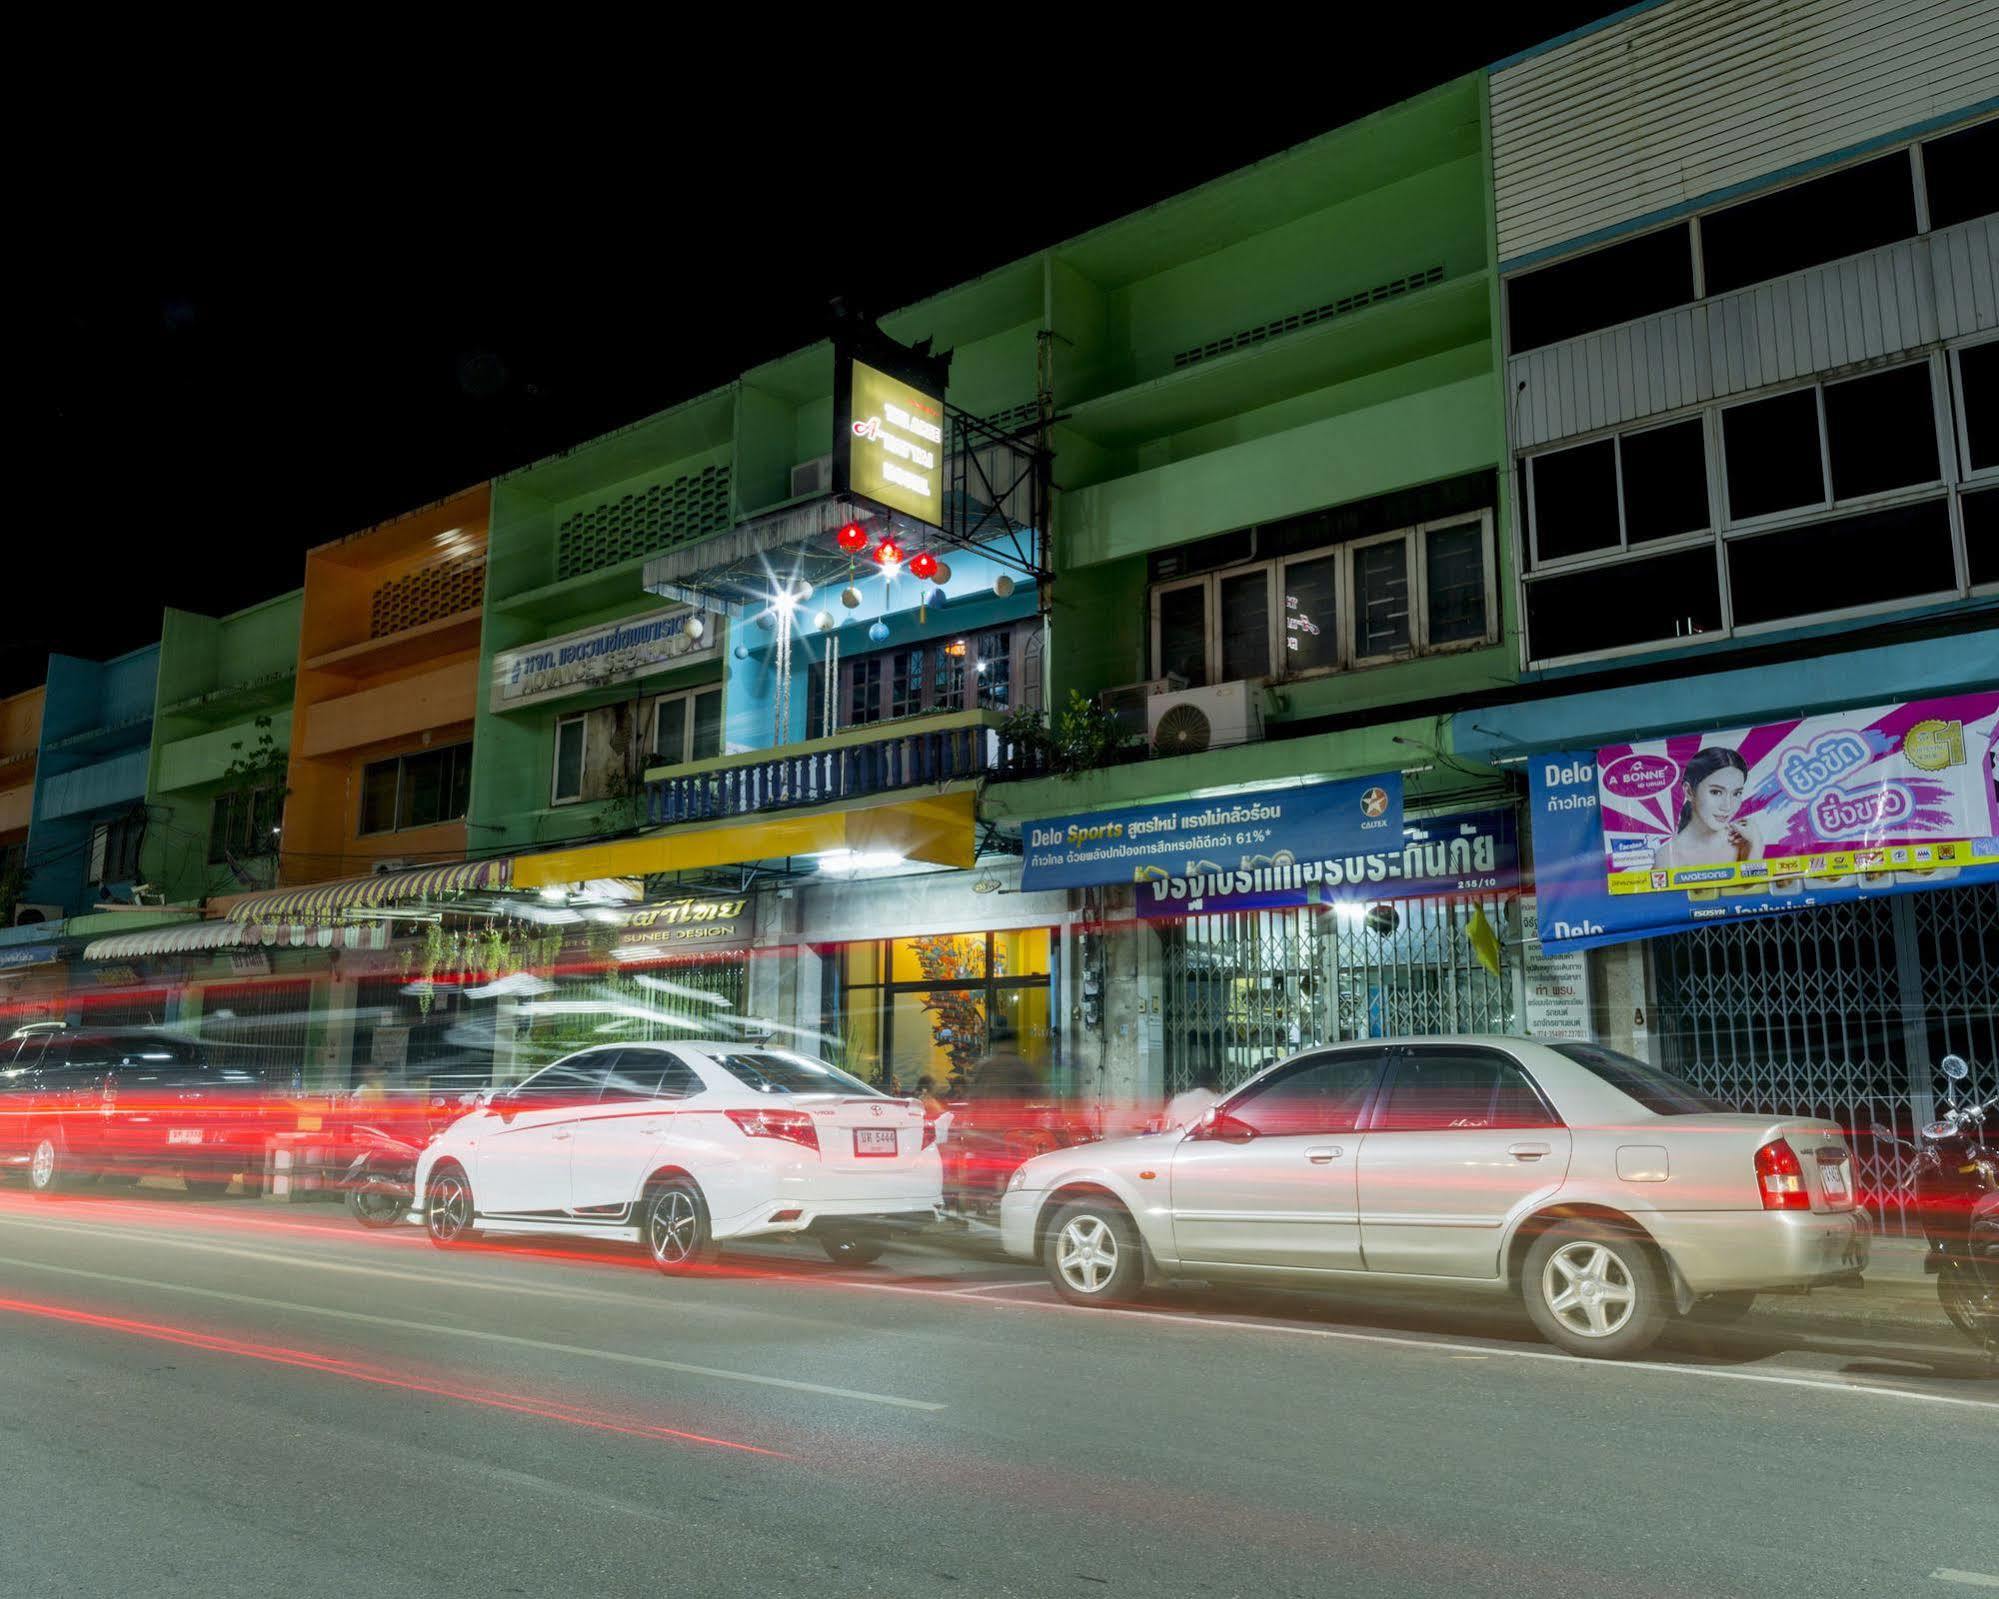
[27,1132,76,1197]
[817,1225,888,1267]
[425,1163,477,1248]
[1522,1221,1668,1358]
[1044,1198,1144,1306]
[642,1178,714,1274]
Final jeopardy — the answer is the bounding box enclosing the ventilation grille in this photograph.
[370,558,487,638]
[557,465,732,581]
[1171,266,1447,371]
[980,400,1044,435]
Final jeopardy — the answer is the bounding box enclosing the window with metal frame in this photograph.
[650,686,723,768]
[87,813,145,885]
[1955,338,1997,481]
[361,743,473,831]
[1149,513,1495,685]
[207,786,284,864]
[1518,351,1971,668]
[551,718,586,807]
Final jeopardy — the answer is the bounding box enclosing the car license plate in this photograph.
[1821,1162,1849,1201]
[853,1127,897,1157]
[166,1128,203,1146]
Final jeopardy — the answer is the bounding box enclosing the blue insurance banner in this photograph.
[1020,773,1403,893]
[1530,749,1999,955]
[1136,805,1518,917]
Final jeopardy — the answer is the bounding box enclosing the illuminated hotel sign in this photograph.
[833,345,950,529]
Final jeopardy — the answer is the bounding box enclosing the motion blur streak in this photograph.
[0,1294,791,1458]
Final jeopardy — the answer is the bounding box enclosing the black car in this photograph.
[1,1027,275,1196]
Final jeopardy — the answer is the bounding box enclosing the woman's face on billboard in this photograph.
[1686,767,1745,831]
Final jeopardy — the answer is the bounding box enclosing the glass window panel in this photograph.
[444,747,470,822]
[360,758,401,832]
[1966,487,1999,588]
[975,631,1011,710]
[843,939,884,988]
[1722,389,1824,520]
[653,696,688,765]
[208,793,236,863]
[847,658,882,727]
[1508,225,1695,354]
[1155,584,1208,685]
[1531,439,1620,561]
[1701,153,1917,296]
[1727,499,1954,625]
[552,719,585,803]
[806,661,827,741]
[398,749,445,829]
[991,927,1050,978]
[1218,570,1271,680]
[1280,555,1338,672]
[891,932,986,985]
[692,689,723,758]
[1374,1049,1558,1132]
[1423,522,1487,644]
[1353,539,1411,657]
[1960,341,1996,474]
[1824,364,1938,500]
[1921,120,1998,232]
[889,990,983,1090]
[889,648,924,718]
[933,641,967,710]
[1226,1050,1383,1137]
[1619,420,1710,542]
[1524,546,1722,663]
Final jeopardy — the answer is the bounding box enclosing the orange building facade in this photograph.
[283,486,490,886]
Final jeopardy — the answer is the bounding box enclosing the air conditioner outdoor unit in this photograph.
[790,456,832,498]
[370,859,408,876]
[1146,681,1264,757]
[1096,677,1183,744]
[12,903,62,926]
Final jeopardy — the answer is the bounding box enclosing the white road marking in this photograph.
[940,1280,1052,1296]
[950,1293,1999,1412]
[1931,1572,1999,1588]
[0,1254,945,1412]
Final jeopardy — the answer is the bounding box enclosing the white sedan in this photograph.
[1001,1037,1870,1357]
[413,1043,940,1271]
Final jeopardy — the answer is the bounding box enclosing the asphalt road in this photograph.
[0,1186,1993,1599]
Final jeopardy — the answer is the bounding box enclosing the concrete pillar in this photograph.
[1591,942,1656,1062]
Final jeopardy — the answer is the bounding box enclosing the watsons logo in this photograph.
[1776,731,1870,801]
[1810,781,1915,839]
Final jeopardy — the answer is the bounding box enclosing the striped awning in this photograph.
[84,919,391,960]
[225,858,512,924]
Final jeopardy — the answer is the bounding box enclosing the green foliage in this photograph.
[222,714,289,790]
[999,692,1129,779]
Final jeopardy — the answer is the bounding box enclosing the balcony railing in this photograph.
[646,708,1046,826]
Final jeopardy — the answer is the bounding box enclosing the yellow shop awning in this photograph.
[511,787,978,890]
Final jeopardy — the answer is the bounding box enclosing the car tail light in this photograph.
[921,1122,936,1152]
[724,1107,819,1152]
[1755,1138,1811,1210]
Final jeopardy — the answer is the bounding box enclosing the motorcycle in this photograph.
[1873,1052,1999,1356]
[338,1089,479,1228]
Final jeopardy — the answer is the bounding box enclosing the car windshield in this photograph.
[1550,1042,1734,1114]
[708,1051,877,1096]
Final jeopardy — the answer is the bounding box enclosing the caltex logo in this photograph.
[1360,786,1389,818]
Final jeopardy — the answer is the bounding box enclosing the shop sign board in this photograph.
[1519,897,1592,1042]
[491,605,719,712]
[614,896,752,958]
[371,1025,409,1072]
[1530,692,1999,954]
[1135,805,1515,917]
[0,944,58,971]
[1021,773,1404,893]
[832,342,950,530]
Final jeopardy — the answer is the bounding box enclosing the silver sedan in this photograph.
[1001,1037,1870,1358]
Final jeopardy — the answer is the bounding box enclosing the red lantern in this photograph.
[836,521,868,552]
[907,549,938,580]
[873,536,904,567]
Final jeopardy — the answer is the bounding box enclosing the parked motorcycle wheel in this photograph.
[1937,1268,1998,1345]
[346,1178,410,1229]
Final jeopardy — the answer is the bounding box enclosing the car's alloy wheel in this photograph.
[1044,1199,1144,1306]
[643,1181,713,1274]
[1522,1220,1667,1358]
[28,1134,70,1197]
[426,1167,475,1248]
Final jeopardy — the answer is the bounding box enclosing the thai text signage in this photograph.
[840,356,946,528]
[1597,694,1998,895]
[1021,774,1404,893]
[1530,693,1999,954]
[491,606,720,711]
[614,896,752,958]
[1135,805,1514,917]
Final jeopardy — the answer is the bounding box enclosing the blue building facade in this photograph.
[28,646,161,918]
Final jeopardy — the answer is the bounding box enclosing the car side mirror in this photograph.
[1191,1109,1256,1144]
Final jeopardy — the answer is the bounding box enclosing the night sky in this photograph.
[19,11,1609,698]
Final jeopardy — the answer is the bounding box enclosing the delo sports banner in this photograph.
[1020,773,1402,893]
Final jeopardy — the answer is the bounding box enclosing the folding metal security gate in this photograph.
[1159,894,1519,1095]
[521,958,749,1065]
[1652,883,1999,1236]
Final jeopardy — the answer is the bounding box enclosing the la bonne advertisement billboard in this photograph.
[1529,693,1999,954]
